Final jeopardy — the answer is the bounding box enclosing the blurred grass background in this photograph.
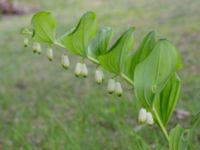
[0,0,200,149]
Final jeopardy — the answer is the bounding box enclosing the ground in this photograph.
[0,0,200,149]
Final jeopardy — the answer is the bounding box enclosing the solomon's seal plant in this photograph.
[21,11,200,149]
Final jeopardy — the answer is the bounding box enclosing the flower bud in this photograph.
[46,48,53,61]
[74,62,82,77]
[81,63,88,78]
[33,42,41,54]
[24,38,28,47]
[138,108,147,123]
[107,79,115,94]
[61,55,70,69]
[95,70,103,84]
[146,112,154,125]
[115,81,123,96]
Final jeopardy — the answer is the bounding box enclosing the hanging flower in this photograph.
[24,38,29,47]
[146,112,154,125]
[61,55,70,69]
[138,108,147,123]
[107,79,115,94]
[32,42,41,54]
[81,63,88,78]
[115,81,123,96]
[46,48,53,61]
[74,62,82,77]
[95,69,104,84]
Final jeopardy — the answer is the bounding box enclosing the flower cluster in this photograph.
[138,108,154,125]
[23,38,125,98]
[107,79,123,96]
[74,62,88,77]
[32,42,41,54]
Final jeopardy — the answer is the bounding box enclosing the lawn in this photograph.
[0,0,200,149]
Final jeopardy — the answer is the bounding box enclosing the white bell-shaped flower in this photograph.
[37,46,42,54]
[146,112,154,125]
[115,81,123,96]
[95,70,103,84]
[24,38,28,47]
[138,108,147,123]
[46,48,53,61]
[61,55,70,69]
[100,70,104,80]
[74,62,82,77]
[33,42,41,54]
[32,42,38,53]
[107,79,115,94]
[81,63,88,78]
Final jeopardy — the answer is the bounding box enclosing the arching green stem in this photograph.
[121,73,134,86]
[152,107,170,143]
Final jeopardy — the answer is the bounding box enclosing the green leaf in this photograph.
[169,125,188,150]
[58,11,97,57]
[131,135,150,150]
[99,27,135,75]
[190,112,200,129]
[134,39,182,107]
[88,27,112,60]
[169,113,200,150]
[31,11,57,43]
[187,112,200,149]
[116,123,150,150]
[153,73,181,126]
[124,31,156,80]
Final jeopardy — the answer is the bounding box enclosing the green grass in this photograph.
[0,0,200,149]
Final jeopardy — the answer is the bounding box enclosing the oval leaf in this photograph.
[153,73,181,126]
[58,11,97,57]
[124,31,156,80]
[31,11,56,43]
[169,112,200,150]
[99,27,135,75]
[169,125,188,150]
[134,39,182,107]
[88,27,112,60]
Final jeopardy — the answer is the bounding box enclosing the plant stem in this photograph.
[121,73,134,86]
[87,55,135,86]
[87,55,99,64]
[152,107,170,143]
